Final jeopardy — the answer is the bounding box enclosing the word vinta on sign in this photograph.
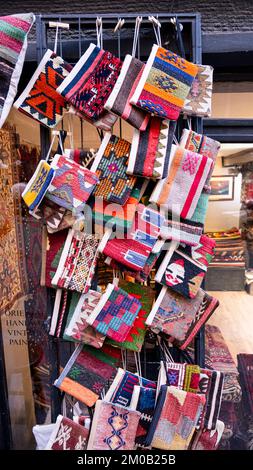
[4,309,28,346]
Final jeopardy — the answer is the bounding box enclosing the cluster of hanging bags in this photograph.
[0,13,224,450]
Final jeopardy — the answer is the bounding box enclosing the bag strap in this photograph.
[149,16,162,47]
[132,16,142,58]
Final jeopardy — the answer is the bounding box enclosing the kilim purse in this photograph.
[87,400,141,451]
[104,54,150,130]
[190,192,209,226]
[45,415,89,450]
[87,283,142,342]
[99,204,164,272]
[130,385,157,448]
[40,227,68,288]
[90,133,136,205]
[104,368,156,408]
[51,229,99,293]
[106,280,156,352]
[130,45,198,120]
[46,154,98,213]
[126,118,176,179]
[150,144,214,218]
[0,13,35,127]
[14,49,72,128]
[57,43,122,122]
[22,160,55,211]
[64,289,106,348]
[158,362,224,431]
[179,128,220,191]
[145,385,205,450]
[190,420,224,450]
[182,64,214,117]
[54,343,120,407]
[180,234,216,268]
[155,242,207,298]
[160,216,203,246]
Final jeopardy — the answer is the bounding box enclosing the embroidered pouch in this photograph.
[0,13,35,127]
[158,362,201,393]
[150,145,213,218]
[57,43,122,121]
[127,118,176,179]
[93,179,147,232]
[64,289,105,348]
[46,154,98,213]
[54,344,119,407]
[190,420,224,450]
[104,54,149,130]
[14,49,72,128]
[146,286,219,349]
[160,216,203,246]
[22,160,55,211]
[90,133,136,205]
[104,368,156,408]
[146,385,205,450]
[105,238,165,282]
[51,229,99,293]
[179,128,220,191]
[158,362,224,431]
[87,283,142,342]
[40,228,68,287]
[106,280,156,352]
[130,385,156,448]
[180,234,216,268]
[155,243,207,298]
[87,400,140,450]
[130,45,198,120]
[182,64,214,117]
[45,415,89,450]
[99,204,164,272]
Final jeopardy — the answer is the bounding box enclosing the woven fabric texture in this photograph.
[182,64,214,117]
[22,160,55,211]
[130,45,198,120]
[14,49,72,128]
[57,43,122,121]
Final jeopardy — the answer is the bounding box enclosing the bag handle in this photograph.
[96,17,103,49]
[149,16,162,47]
[132,16,142,58]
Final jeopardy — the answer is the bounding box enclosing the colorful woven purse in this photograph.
[130,45,198,120]
[106,280,156,352]
[87,283,142,343]
[179,128,220,191]
[45,415,89,450]
[46,154,98,213]
[14,49,72,128]
[150,145,214,218]
[127,118,176,179]
[54,343,120,407]
[180,234,216,268]
[182,64,214,117]
[64,289,105,348]
[22,160,55,211]
[57,43,122,122]
[0,13,35,127]
[158,361,224,431]
[90,133,136,205]
[51,229,99,293]
[87,400,141,450]
[130,385,157,448]
[145,385,205,450]
[99,204,164,272]
[160,216,203,246]
[104,368,156,408]
[155,243,207,298]
[104,54,150,130]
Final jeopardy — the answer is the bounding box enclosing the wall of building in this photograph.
[1,1,253,34]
